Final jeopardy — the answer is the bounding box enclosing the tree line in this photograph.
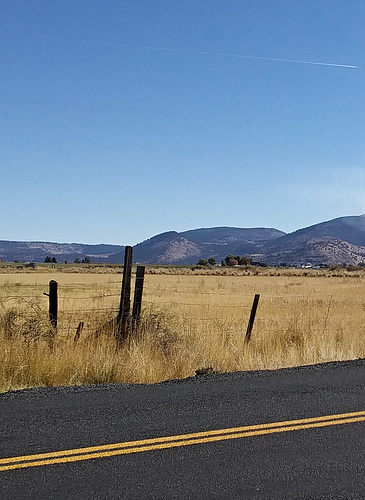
[44,256,92,264]
[197,255,253,267]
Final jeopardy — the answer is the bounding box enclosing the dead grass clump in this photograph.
[0,303,197,392]
[137,307,186,355]
[0,302,51,342]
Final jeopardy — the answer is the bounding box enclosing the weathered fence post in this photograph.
[132,265,145,332]
[48,280,58,329]
[245,294,260,344]
[117,246,133,343]
[74,322,84,344]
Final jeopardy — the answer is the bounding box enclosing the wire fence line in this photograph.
[3,281,357,298]
[1,288,364,307]
[1,280,364,337]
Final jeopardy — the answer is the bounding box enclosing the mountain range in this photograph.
[1,215,365,266]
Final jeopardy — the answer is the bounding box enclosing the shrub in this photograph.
[197,259,208,266]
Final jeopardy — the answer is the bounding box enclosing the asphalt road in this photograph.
[1,359,364,499]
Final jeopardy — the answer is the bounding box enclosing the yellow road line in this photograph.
[1,410,364,472]
[2,409,364,464]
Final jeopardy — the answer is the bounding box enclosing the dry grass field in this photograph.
[0,266,364,393]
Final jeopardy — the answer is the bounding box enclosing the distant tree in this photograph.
[51,257,57,264]
[197,258,208,266]
[74,257,81,264]
[82,256,91,264]
[44,256,52,263]
[208,258,216,266]
[224,255,236,265]
[237,256,252,266]
[227,258,238,266]
[224,254,252,266]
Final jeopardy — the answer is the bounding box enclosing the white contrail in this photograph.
[1,34,358,69]
[126,44,358,68]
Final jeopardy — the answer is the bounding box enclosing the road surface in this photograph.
[1,359,364,499]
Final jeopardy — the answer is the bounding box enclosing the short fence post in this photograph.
[245,294,260,344]
[74,322,84,344]
[117,246,133,343]
[132,265,145,332]
[49,280,58,330]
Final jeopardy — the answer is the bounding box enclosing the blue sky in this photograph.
[1,1,364,245]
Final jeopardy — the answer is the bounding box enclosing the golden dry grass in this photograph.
[0,268,364,393]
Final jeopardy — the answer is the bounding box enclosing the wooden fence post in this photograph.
[132,265,145,332]
[74,322,84,344]
[245,294,260,344]
[117,246,133,343]
[49,280,58,330]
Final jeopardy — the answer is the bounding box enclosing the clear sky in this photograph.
[1,1,364,245]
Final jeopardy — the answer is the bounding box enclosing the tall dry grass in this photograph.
[0,270,364,393]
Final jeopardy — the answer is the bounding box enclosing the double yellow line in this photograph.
[1,410,364,472]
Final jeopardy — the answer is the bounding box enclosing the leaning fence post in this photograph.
[74,322,84,344]
[132,265,145,332]
[245,294,260,344]
[48,280,58,330]
[117,246,133,343]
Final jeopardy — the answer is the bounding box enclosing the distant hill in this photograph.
[132,227,285,265]
[265,215,365,250]
[133,232,202,264]
[1,215,365,266]
[262,215,365,265]
[262,236,365,266]
[180,227,284,244]
[0,241,124,264]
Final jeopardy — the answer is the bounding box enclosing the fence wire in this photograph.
[1,279,364,337]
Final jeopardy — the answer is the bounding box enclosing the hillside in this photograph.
[0,241,124,264]
[1,215,365,266]
[132,227,284,265]
[262,215,365,265]
[265,215,365,251]
[262,236,365,266]
[133,232,202,264]
[180,227,285,244]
